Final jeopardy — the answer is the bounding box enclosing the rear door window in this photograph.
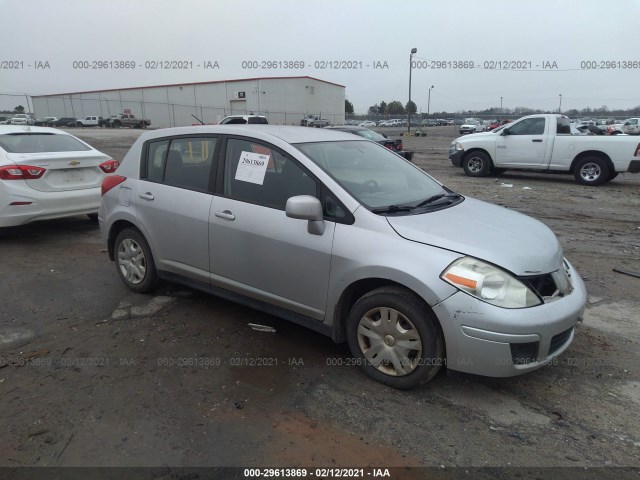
[144,137,217,192]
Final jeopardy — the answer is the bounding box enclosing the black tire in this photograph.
[113,121,121,128]
[573,156,610,186]
[346,286,445,389]
[608,171,619,181]
[87,213,98,223]
[462,151,492,177]
[113,228,159,293]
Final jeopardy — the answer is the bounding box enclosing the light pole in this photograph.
[500,96,503,115]
[559,94,562,114]
[408,47,417,135]
[427,85,434,118]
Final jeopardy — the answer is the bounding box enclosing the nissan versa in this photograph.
[99,125,587,389]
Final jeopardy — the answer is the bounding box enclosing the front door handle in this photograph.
[215,210,235,220]
[532,139,543,142]
[139,192,154,200]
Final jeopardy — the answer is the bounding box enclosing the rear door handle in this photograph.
[215,210,235,220]
[532,139,543,143]
[139,192,154,200]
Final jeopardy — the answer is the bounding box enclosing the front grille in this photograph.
[510,341,540,366]
[518,273,557,298]
[549,327,573,355]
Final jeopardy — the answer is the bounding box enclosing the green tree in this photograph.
[368,104,380,116]
[378,101,387,115]
[385,101,405,115]
[14,105,25,113]
[345,99,354,115]
[405,100,417,115]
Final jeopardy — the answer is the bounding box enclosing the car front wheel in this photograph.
[114,228,159,293]
[462,151,491,177]
[346,286,445,389]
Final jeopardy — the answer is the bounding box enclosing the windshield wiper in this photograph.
[372,193,462,215]
[371,204,415,214]
[414,192,461,208]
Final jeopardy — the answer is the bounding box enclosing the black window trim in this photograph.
[140,134,221,194]
[216,134,354,225]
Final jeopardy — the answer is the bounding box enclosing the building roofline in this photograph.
[31,76,345,97]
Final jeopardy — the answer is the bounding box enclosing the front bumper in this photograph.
[449,146,464,167]
[432,261,587,377]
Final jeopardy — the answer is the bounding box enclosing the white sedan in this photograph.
[0,126,118,227]
[359,120,377,127]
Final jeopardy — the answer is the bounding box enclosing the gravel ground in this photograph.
[0,126,638,473]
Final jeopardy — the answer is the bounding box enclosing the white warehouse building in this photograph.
[31,76,346,128]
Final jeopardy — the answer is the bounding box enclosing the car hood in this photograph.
[455,131,495,142]
[386,197,563,275]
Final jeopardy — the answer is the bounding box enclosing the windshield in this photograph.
[0,133,91,153]
[297,140,449,210]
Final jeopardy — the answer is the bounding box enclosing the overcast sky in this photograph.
[1,0,639,114]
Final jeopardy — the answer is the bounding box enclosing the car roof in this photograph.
[137,125,360,144]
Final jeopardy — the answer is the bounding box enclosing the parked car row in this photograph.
[1,114,152,129]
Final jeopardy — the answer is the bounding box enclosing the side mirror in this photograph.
[501,128,510,136]
[285,195,325,235]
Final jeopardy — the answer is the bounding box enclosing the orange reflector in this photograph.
[445,273,477,289]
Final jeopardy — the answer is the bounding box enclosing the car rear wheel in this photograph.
[346,286,445,389]
[114,228,159,293]
[462,151,491,177]
[574,156,610,186]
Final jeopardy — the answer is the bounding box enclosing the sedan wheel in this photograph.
[347,286,445,389]
[114,228,159,293]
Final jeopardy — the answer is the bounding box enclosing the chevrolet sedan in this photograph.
[0,126,118,227]
[99,125,586,389]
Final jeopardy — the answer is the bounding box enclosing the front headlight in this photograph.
[441,257,542,308]
[455,142,464,151]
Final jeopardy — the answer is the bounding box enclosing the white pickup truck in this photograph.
[449,114,640,185]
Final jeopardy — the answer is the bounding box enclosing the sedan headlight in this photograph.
[441,257,542,308]
[455,142,464,151]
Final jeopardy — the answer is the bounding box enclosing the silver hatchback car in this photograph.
[99,125,587,389]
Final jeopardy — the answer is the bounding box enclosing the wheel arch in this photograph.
[107,219,141,261]
[570,150,614,174]
[463,147,494,165]
[331,278,446,353]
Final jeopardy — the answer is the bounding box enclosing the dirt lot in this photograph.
[1,126,639,473]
